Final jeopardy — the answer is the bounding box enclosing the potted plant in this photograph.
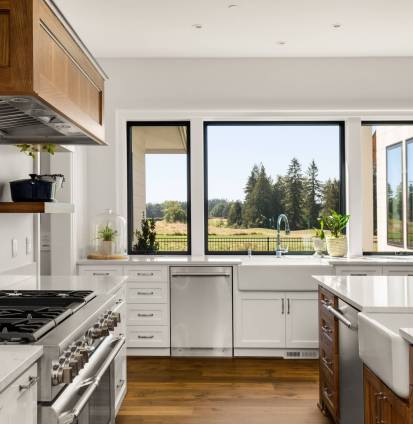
[324,210,350,257]
[313,217,326,256]
[97,224,118,256]
[133,213,159,254]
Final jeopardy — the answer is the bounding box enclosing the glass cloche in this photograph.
[87,209,128,259]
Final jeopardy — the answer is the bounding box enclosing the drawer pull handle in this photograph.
[321,357,333,368]
[19,376,39,392]
[137,291,154,295]
[137,313,154,318]
[137,335,154,339]
[136,272,154,276]
[93,272,110,276]
[321,325,332,334]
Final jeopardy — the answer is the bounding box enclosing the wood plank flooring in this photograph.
[116,357,331,424]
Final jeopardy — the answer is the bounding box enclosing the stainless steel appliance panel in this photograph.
[171,266,233,357]
[338,299,364,424]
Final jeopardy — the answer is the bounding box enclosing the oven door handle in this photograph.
[58,335,125,424]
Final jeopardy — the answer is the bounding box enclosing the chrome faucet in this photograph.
[276,214,290,257]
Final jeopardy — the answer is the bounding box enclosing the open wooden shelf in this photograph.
[0,202,74,214]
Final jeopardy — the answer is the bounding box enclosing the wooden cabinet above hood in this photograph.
[0,0,107,145]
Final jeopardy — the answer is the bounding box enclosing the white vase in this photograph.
[312,237,326,256]
[326,236,347,257]
[101,240,114,256]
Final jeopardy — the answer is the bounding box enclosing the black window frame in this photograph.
[362,121,413,255]
[126,121,192,255]
[203,121,346,255]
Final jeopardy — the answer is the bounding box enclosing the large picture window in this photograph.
[386,143,403,247]
[407,139,413,248]
[204,122,345,254]
[127,122,191,254]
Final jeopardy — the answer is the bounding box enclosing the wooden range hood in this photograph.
[0,0,107,145]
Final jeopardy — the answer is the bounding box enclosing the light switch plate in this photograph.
[12,239,18,258]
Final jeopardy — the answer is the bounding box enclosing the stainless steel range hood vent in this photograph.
[0,97,96,145]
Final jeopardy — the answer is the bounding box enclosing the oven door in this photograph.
[39,334,125,424]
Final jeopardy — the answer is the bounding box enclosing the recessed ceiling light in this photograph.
[332,23,342,29]
[192,24,203,29]
[228,4,238,8]
[277,41,287,46]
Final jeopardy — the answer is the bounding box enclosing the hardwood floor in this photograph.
[116,357,331,424]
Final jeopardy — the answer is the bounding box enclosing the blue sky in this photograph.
[146,124,340,203]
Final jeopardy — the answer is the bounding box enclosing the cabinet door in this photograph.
[285,292,318,348]
[0,364,38,424]
[381,386,408,424]
[236,292,285,348]
[364,366,382,424]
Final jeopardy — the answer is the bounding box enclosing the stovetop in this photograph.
[0,290,95,342]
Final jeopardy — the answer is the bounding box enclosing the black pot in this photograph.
[10,174,57,202]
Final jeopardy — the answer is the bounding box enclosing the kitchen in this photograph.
[1,1,413,424]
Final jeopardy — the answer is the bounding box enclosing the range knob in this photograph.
[62,362,73,384]
[111,312,121,325]
[69,357,79,377]
[91,323,102,339]
[107,318,115,331]
[52,364,63,385]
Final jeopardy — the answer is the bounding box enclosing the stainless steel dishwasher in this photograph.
[170,266,233,357]
[326,299,364,424]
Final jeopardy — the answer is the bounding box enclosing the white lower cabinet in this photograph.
[114,344,127,414]
[0,363,38,424]
[285,292,318,349]
[236,292,285,348]
[335,266,382,276]
[382,266,413,276]
[235,291,318,351]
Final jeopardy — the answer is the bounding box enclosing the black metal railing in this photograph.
[155,236,314,252]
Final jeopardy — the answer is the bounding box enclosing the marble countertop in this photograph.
[399,328,413,344]
[314,275,413,312]
[0,346,43,393]
[0,274,128,295]
[77,255,413,267]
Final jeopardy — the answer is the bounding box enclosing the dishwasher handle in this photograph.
[326,305,352,328]
[171,273,231,278]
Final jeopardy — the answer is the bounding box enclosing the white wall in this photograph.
[81,57,413,257]
[0,147,34,272]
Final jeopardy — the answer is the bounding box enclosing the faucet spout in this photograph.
[275,214,290,257]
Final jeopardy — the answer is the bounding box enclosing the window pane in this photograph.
[205,123,342,254]
[386,143,403,246]
[128,123,190,254]
[407,139,413,248]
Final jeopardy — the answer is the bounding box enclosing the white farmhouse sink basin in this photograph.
[358,312,413,398]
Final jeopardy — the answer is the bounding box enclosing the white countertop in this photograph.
[0,346,43,393]
[399,328,413,344]
[314,275,413,312]
[77,255,413,267]
[0,275,128,295]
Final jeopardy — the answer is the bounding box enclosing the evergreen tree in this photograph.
[284,158,305,230]
[323,178,340,213]
[244,165,274,228]
[227,201,243,227]
[304,160,322,228]
[242,164,260,226]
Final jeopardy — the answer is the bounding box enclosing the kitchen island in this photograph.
[314,275,413,424]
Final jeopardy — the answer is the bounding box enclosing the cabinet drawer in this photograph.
[319,316,336,350]
[127,282,168,303]
[78,267,123,277]
[320,345,336,376]
[127,326,170,347]
[320,365,338,417]
[127,304,169,326]
[126,267,167,282]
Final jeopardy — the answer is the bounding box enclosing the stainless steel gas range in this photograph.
[0,287,127,424]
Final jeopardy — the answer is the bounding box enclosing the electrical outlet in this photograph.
[26,236,32,255]
[12,239,18,258]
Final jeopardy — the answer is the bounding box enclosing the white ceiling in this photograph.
[55,0,413,58]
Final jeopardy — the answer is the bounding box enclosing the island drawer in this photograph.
[320,364,338,418]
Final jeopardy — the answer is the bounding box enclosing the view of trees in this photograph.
[147,201,187,223]
[207,158,340,231]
